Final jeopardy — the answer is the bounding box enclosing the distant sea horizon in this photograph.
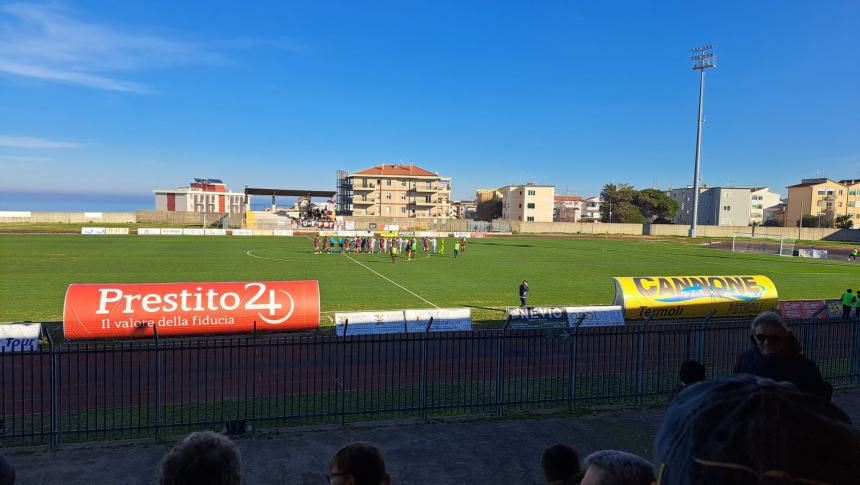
[0,190,154,212]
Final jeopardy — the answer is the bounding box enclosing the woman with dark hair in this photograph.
[328,442,390,485]
[733,311,831,400]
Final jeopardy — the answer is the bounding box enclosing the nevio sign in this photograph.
[507,307,568,328]
[63,281,320,340]
[0,323,41,352]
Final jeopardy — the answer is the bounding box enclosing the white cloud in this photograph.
[0,154,51,162]
[0,135,82,149]
[0,3,220,92]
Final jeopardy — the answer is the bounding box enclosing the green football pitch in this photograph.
[0,234,857,324]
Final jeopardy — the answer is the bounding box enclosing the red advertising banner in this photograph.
[64,281,320,340]
[778,300,826,320]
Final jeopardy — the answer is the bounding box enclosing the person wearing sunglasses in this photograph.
[328,442,390,485]
[732,311,831,400]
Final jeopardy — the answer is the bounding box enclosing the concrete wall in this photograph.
[511,221,644,235]
[136,210,242,227]
[0,212,137,223]
[646,223,847,241]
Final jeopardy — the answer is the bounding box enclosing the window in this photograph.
[400,194,406,200]
[401,207,406,213]
[401,181,406,187]
[527,203,535,209]
[386,180,391,186]
[518,204,522,208]
[817,190,826,195]
[723,206,731,211]
[386,194,392,200]
[385,207,391,214]
[519,191,523,195]
[528,190,536,196]
[527,216,534,221]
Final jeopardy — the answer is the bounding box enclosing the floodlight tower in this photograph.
[689,45,716,237]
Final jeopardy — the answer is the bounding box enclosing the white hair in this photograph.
[583,450,654,485]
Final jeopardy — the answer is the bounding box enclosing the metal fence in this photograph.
[2,316,859,448]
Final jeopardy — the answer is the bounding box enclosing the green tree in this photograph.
[600,183,642,223]
[634,188,680,219]
[835,214,854,229]
[475,200,502,222]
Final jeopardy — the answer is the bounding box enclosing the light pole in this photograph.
[689,45,716,237]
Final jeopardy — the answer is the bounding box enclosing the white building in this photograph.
[501,184,555,222]
[583,197,601,222]
[554,196,583,222]
[749,187,782,225]
[153,178,246,214]
[451,200,477,219]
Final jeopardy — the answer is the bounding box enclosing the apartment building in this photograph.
[340,163,452,218]
[750,187,782,225]
[669,186,756,226]
[501,184,555,222]
[451,200,477,219]
[582,197,602,222]
[786,178,860,227]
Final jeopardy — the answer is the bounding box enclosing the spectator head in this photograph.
[329,442,390,485]
[158,431,241,485]
[654,374,860,485]
[0,455,14,485]
[749,311,792,356]
[541,444,581,484]
[678,360,706,386]
[580,450,655,485]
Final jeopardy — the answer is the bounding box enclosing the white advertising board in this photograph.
[334,311,406,336]
[182,228,205,236]
[231,229,253,236]
[319,230,337,236]
[105,228,129,235]
[138,228,161,235]
[204,229,227,236]
[337,230,357,237]
[81,227,107,235]
[83,212,103,219]
[453,232,472,238]
[161,228,183,235]
[0,323,41,352]
[565,306,625,327]
[404,308,472,333]
[273,230,294,236]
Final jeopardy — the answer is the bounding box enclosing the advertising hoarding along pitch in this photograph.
[334,308,472,336]
[63,281,320,340]
[0,322,41,352]
[612,275,778,320]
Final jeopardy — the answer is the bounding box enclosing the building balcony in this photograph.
[410,200,436,207]
[353,185,376,192]
[352,199,376,205]
[409,186,437,194]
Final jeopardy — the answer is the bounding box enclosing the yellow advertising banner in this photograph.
[612,275,778,320]
[379,230,399,238]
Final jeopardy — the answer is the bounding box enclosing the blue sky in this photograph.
[0,1,858,202]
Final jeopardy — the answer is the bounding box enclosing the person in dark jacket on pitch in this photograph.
[733,311,831,400]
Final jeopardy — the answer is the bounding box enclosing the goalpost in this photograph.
[731,232,796,257]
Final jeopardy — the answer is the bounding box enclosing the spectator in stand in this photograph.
[733,311,831,400]
[541,444,582,485]
[328,442,390,485]
[579,450,654,485]
[158,431,242,485]
[653,374,860,485]
[842,289,855,319]
[0,454,14,485]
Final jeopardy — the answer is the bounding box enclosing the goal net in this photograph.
[732,233,796,257]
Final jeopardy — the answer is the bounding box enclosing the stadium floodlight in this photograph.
[689,45,716,238]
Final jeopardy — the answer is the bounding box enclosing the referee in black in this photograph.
[519,280,529,307]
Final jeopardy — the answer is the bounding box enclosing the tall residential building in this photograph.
[554,195,583,222]
[475,189,501,203]
[786,178,860,227]
[339,163,452,218]
[501,184,555,222]
[669,186,756,226]
[153,178,246,214]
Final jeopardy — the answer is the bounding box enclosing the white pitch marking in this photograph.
[343,253,440,308]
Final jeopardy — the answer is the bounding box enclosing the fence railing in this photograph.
[2,316,858,448]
